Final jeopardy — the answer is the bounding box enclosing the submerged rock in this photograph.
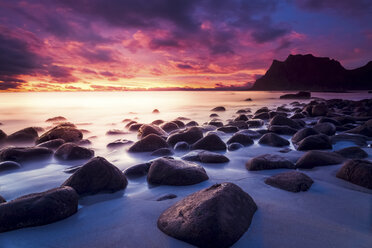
[167,127,203,146]
[346,119,372,137]
[335,146,368,159]
[313,122,336,136]
[151,148,174,156]
[296,134,332,151]
[227,133,254,146]
[246,154,295,171]
[106,129,127,135]
[174,141,190,151]
[228,142,244,151]
[0,195,5,203]
[0,186,78,233]
[6,127,39,144]
[128,134,168,152]
[36,138,65,150]
[236,130,262,139]
[55,143,94,161]
[36,124,83,144]
[296,151,345,169]
[147,158,208,186]
[45,116,67,122]
[336,159,372,189]
[157,182,257,248]
[191,134,226,151]
[62,157,128,195]
[258,133,289,147]
[265,171,314,192]
[269,125,298,135]
[156,194,177,201]
[247,119,264,127]
[330,134,368,147]
[0,147,53,163]
[182,150,229,163]
[0,161,21,172]
[211,106,226,112]
[292,128,319,144]
[106,139,133,149]
[138,124,167,139]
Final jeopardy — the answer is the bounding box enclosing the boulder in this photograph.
[128,123,143,132]
[234,114,248,121]
[227,133,254,146]
[290,113,306,119]
[186,121,199,127]
[138,124,167,139]
[255,107,269,114]
[6,127,39,144]
[55,143,94,161]
[296,151,345,169]
[246,154,295,171]
[258,133,289,147]
[317,117,341,126]
[106,139,133,149]
[36,138,65,150]
[128,134,168,152]
[0,161,21,172]
[252,112,270,120]
[291,128,319,144]
[246,119,264,127]
[336,160,372,189]
[269,125,298,135]
[346,123,372,137]
[167,127,203,146]
[335,146,368,159]
[0,147,53,163]
[269,115,301,129]
[174,141,190,151]
[157,183,257,248]
[217,126,239,133]
[265,171,313,192]
[152,109,160,114]
[228,143,244,151]
[147,158,208,186]
[151,148,174,156]
[211,106,226,112]
[62,157,128,195]
[296,134,332,151]
[311,104,328,116]
[0,186,78,233]
[172,120,185,128]
[45,116,67,122]
[191,134,226,151]
[279,91,311,99]
[36,124,83,144]
[313,122,336,136]
[182,150,229,163]
[228,121,248,129]
[123,162,151,178]
[208,121,224,127]
[152,119,164,125]
[160,122,179,133]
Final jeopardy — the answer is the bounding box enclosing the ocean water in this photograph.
[0,91,371,248]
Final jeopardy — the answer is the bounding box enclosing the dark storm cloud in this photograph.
[79,48,118,63]
[251,25,290,43]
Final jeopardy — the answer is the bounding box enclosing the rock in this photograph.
[279,148,292,153]
[211,106,226,112]
[291,128,319,144]
[313,122,336,136]
[0,195,5,203]
[236,130,262,139]
[312,104,328,116]
[172,120,185,128]
[45,116,67,122]
[346,122,372,137]
[258,133,289,147]
[106,139,133,149]
[217,126,238,133]
[138,124,167,139]
[186,121,198,127]
[317,117,341,126]
[152,109,160,114]
[330,134,368,147]
[208,121,224,127]
[182,150,229,163]
[6,127,39,144]
[246,154,295,171]
[253,112,270,120]
[62,157,128,195]
[296,151,345,169]
[0,161,21,172]
[0,147,53,163]
[255,107,269,114]
[336,160,372,189]
[125,120,137,128]
[54,143,94,161]
[128,134,168,152]
[128,123,143,132]
[157,182,257,248]
[228,143,244,151]
[36,138,65,150]
[191,134,226,151]
[234,114,248,121]
[0,129,6,143]
[269,115,301,130]
[147,158,208,185]
[247,119,264,127]
[123,162,151,178]
[106,129,127,135]
[209,113,219,117]
[0,186,78,233]
[151,148,174,156]
[269,125,298,135]
[228,121,248,129]
[279,91,311,99]
[36,124,83,144]
[296,134,332,151]
[167,127,203,146]
[290,113,306,119]
[174,141,189,151]
[156,194,177,201]
[335,147,368,159]
[245,98,253,101]
[269,111,288,119]
[265,171,313,192]
[152,119,164,125]
[160,122,179,133]
[227,133,254,146]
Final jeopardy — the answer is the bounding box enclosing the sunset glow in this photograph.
[1,0,372,91]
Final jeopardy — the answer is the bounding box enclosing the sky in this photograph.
[0,0,371,92]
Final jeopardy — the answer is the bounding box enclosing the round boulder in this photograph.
[296,151,345,169]
[336,159,372,189]
[265,171,314,192]
[167,127,203,146]
[6,127,39,144]
[0,147,53,163]
[258,133,289,147]
[0,161,21,172]
[36,124,83,144]
[246,154,295,171]
[36,138,65,150]
[227,133,254,146]
[313,122,336,136]
[291,128,319,144]
[160,122,179,133]
[296,134,332,151]
[182,150,229,163]
[55,143,94,161]
[128,134,168,152]
[335,146,368,159]
[191,134,226,151]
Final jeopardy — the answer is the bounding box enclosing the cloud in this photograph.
[177,64,193,69]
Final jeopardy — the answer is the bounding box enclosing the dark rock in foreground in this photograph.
[62,157,128,195]
[336,159,372,189]
[279,91,311,99]
[291,128,319,144]
[258,133,289,147]
[147,158,208,186]
[296,151,345,169]
[128,134,168,152]
[0,186,78,233]
[246,154,295,171]
[0,161,21,172]
[157,183,257,248]
[335,146,368,159]
[182,150,229,163]
[296,134,332,151]
[265,171,314,192]
[0,147,53,163]
[191,134,226,151]
[55,143,94,161]
[227,133,254,146]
